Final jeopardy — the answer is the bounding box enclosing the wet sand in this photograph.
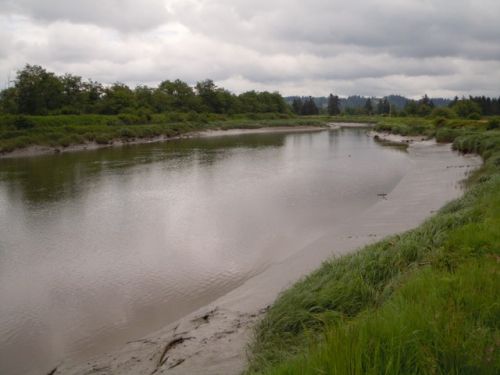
[53,132,481,375]
[0,126,326,159]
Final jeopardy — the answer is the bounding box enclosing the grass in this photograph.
[246,118,500,375]
[0,113,332,154]
[4,112,491,155]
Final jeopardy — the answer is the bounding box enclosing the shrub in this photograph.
[435,127,462,143]
[14,116,36,130]
[95,134,112,144]
[58,136,72,147]
[433,117,448,128]
[119,127,135,138]
[487,118,500,130]
[431,107,456,119]
[118,113,143,125]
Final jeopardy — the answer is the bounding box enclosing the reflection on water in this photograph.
[0,134,286,205]
[0,129,409,375]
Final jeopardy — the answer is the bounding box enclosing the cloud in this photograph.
[0,0,169,31]
[0,0,499,97]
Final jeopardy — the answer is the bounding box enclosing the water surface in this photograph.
[0,128,411,374]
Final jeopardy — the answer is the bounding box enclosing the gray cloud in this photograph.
[0,0,169,31]
[0,0,499,97]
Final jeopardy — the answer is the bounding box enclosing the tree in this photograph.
[403,100,418,116]
[291,97,303,114]
[239,91,260,112]
[15,64,64,114]
[60,73,84,113]
[81,80,104,113]
[301,97,319,115]
[416,94,434,116]
[158,79,198,111]
[327,94,340,115]
[0,87,18,113]
[364,98,373,115]
[134,85,154,110]
[452,99,482,118]
[376,97,391,115]
[99,83,135,114]
[195,79,219,112]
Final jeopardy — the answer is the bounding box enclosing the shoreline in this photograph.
[0,125,327,159]
[53,132,481,375]
[370,130,430,144]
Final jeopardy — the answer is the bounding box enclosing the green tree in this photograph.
[15,64,64,114]
[60,73,84,113]
[292,97,303,114]
[376,98,390,115]
[327,94,341,115]
[195,79,219,112]
[134,85,154,111]
[301,97,319,115]
[99,83,135,114]
[238,91,260,112]
[157,79,199,111]
[404,100,418,116]
[452,99,482,118]
[195,79,237,113]
[0,87,18,113]
[416,94,434,116]
[364,98,373,115]
[81,80,104,113]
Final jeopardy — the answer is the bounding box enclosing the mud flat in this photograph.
[53,134,481,375]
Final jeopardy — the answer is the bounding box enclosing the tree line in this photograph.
[2,64,499,119]
[0,65,288,116]
[292,94,500,118]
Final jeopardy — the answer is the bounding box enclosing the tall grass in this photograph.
[246,123,500,374]
[0,113,330,153]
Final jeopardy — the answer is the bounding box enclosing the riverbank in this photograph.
[0,125,326,159]
[0,114,331,158]
[52,128,482,375]
[246,124,500,374]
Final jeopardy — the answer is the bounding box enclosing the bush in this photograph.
[14,116,36,130]
[95,134,112,144]
[117,113,142,125]
[431,107,456,119]
[452,100,482,119]
[487,118,500,130]
[435,127,463,143]
[58,136,72,147]
[433,116,448,128]
[119,127,135,139]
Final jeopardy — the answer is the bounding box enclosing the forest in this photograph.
[0,65,288,116]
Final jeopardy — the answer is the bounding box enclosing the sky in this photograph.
[0,0,499,98]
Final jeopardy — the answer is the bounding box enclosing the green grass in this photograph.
[0,113,331,154]
[246,121,500,375]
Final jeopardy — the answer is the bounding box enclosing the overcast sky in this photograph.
[0,0,499,98]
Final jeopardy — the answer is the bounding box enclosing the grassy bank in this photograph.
[246,119,500,374]
[0,113,332,154]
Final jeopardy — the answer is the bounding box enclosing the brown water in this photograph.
[0,128,412,375]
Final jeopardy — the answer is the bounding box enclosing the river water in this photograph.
[0,128,414,374]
